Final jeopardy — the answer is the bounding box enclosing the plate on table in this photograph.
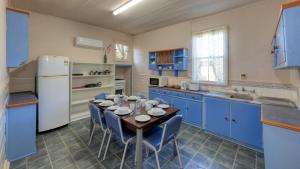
[128,96,140,101]
[105,95,116,100]
[146,100,159,106]
[157,104,169,109]
[94,99,105,103]
[135,115,151,123]
[99,100,114,107]
[115,107,132,115]
[107,105,119,111]
[147,108,166,117]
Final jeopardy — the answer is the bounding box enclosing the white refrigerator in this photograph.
[38,56,70,132]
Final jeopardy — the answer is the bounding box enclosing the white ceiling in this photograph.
[11,0,259,35]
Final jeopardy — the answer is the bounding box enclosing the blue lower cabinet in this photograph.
[160,94,173,104]
[6,104,37,161]
[149,92,160,100]
[172,97,186,118]
[185,101,202,127]
[263,125,300,169]
[231,101,262,149]
[204,97,231,138]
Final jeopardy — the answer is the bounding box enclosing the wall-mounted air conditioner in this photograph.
[74,36,103,49]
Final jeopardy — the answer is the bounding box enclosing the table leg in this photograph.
[136,129,143,169]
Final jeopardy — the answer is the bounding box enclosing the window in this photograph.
[192,27,228,85]
[115,43,129,61]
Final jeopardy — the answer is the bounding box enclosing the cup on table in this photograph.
[129,103,135,112]
[145,103,152,111]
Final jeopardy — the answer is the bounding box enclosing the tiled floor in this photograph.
[10,118,265,169]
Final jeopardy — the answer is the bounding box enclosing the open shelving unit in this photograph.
[70,62,115,121]
[149,48,189,76]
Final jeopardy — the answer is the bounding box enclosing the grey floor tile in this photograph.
[209,161,230,169]
[214,153,234,169]
[192,152,212,168]
[185,160,205,169]
[10,158,26,169]
[198,146,217,159]
[27,155,51,169]
[52,156,74,169]
[235,153,256,169]
[12,118,265,169]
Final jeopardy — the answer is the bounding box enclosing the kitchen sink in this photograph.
[227,93,254,101]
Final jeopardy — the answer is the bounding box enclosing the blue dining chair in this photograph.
[95,92,109,100]
[103,111,136,169]
[87,103,109,159]
[143,115,183,169]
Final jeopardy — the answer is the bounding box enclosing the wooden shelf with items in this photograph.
[148,48,189,76]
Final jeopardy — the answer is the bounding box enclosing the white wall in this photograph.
[0,0,9,168]
[133,0,295,98]
[9,11,133,92]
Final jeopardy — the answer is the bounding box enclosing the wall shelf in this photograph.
[148,48,189,76]
[72,75,114,78]
[70,62,115,121]
[72,85,114,92]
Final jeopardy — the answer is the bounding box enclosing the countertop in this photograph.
[261,105,300,132]
[149,86,261,104]
[7,91,39,108]
[150,86,300,132]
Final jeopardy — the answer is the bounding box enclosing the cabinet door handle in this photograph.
[232,119,237,123]
[224,117,229,121]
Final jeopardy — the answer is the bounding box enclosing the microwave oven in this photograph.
[149,76,168,87]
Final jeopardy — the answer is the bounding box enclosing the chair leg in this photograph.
[103,131,112,160]
[97,129,107,158]
[154,150,161,169]
[88,121,95,145]
[120,142,129,169]
[174,139,183,169]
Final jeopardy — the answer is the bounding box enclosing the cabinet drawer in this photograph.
[149,88,160,93]
[185,93,203,101]
[160,89,172,95]
[170,91,185,98]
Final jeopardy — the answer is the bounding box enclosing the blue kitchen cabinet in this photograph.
[231,101,262,149]
[172,97,186,119]
[148,88,160,99]
[6,9,29,68]
[272,4,300,69]
[204,97,231,138]
[185,100,202,127]
[6,104,37,161]
[148,48,189,76]
[160,90,173,104]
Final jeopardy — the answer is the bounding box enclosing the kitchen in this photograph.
[1,0,300,169]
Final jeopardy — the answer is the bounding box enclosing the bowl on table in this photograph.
[99,100,114,107]
[115,107,132,115]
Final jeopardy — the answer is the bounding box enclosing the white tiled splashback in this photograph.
[135,74,298,106]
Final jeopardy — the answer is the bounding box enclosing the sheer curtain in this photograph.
[192,27,228,85]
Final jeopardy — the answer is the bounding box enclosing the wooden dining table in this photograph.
[92,100,179,169]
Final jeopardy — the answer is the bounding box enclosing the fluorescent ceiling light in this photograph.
[113,0,143,15]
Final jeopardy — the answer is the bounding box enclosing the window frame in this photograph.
[192,26,229,86]
[114,42,129,62]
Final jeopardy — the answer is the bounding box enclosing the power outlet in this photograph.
[241,74,247,80]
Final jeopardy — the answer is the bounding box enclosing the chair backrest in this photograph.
[95,92,108,100]
[88,103,106,130]
[154,97,168,104]
[160,115,183,147]
[104,111,125,142]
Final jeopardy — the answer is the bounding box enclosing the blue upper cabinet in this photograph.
[230,101,262,149]
[272,3,300,69]
[6,8,29,68]
[148,48,189,76]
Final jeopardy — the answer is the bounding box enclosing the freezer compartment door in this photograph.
[38,76,70,132]
[38,56,69,76]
